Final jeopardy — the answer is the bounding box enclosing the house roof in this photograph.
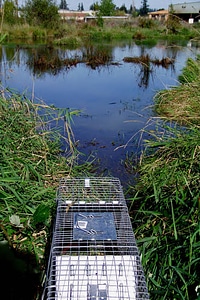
[59,12,88,17]
[148,10,168,15]
[172,2,200,14]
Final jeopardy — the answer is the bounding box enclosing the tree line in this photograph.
[0,0,163,28]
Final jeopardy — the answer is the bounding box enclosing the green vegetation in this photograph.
[155,55,200,125]
[129,57,200,299]
[166,4,182,34]
[22,0,60,29]
[139,0,149,16]
[54,36,82,47]
[99,0,116,16]
[0,89,92,269]
[4,0,17,25]
[179,55,200,84]
[0,6,199,46]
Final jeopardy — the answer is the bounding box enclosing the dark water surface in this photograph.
[1,40,199,185]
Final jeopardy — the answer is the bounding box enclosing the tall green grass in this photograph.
[129,124,200,299]
[129,55,200,299]
[155,56,200,126]
[1,17,199,44]
[0,89,91,265]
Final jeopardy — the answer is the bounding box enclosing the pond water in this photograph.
[1,39,200,186]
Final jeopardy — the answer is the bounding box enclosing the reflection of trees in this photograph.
[0,44,116,78]
[123,43,177,89]
[138,60,151,88]
[26,46,76,76]
[81,43,114,69]
[0,46,17,67]
[0,40,193,85]
[26,44,115,74]
[138,45,151,88]
[0,46,22,82]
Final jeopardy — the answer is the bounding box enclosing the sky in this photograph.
[60,0,199,11]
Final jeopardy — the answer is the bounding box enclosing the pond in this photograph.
[1,39,200,187]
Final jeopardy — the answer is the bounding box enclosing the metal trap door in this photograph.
[73,212,117,241]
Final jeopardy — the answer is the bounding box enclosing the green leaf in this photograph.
[32,203,50,226]
[9,214,23,227]
[137,236,157,243]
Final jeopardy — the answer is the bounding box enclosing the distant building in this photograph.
[148,10,168,21]
[58,10,95,22]
[85,15,130,22]
[58,9,129,22]
[171,1,200,23]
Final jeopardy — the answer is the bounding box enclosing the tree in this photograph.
[140,0,149,16]
[90,2,100,11]
[23,0,60,28]
[59,0,68,10]
[99,0,115,16]
[4,0,18,25]
[77,2,84,11]
[119,4,127,13]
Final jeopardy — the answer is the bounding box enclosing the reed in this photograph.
[1,17,199,44]
[155,56,200,126]
[128,54,200,299]
[0,88,92,266]
[129,124,200,299]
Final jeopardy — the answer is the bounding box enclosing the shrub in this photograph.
[138,17,156,29]
[54,36,81,47]
[32,28,46,40]
[23,0,60,29]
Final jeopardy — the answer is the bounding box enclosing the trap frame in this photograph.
[43,177,149,300]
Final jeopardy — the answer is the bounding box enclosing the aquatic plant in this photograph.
[0,16,199,44]
[178,55,200,84]
[54,36,82,47]
[129,124,200,300]
[0,88,87,266]
[128,55,200,300]
[155,56,200,125]
[123,54,174,68]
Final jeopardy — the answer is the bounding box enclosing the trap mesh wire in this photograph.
[43,177,149,300]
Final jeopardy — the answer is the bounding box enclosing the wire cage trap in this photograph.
[43,177,149,300]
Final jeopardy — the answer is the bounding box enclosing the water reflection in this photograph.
[23,43,118,75]
[0,40,200,185]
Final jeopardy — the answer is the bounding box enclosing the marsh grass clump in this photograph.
[32,28,47,40]
[138,17,157,29]
[128,54,200,299]
[27,50,82,75]
[130,124,200,299]
[3,24,31,40]
[178,55,200,84]
[155,56,200,126]
[123,54,150,64]
[0,89,83,266]
[82,44,114,69]
[155,82,200,125]
[132,30,145,40]
[123,54,174,69]
[54,36,82,47]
